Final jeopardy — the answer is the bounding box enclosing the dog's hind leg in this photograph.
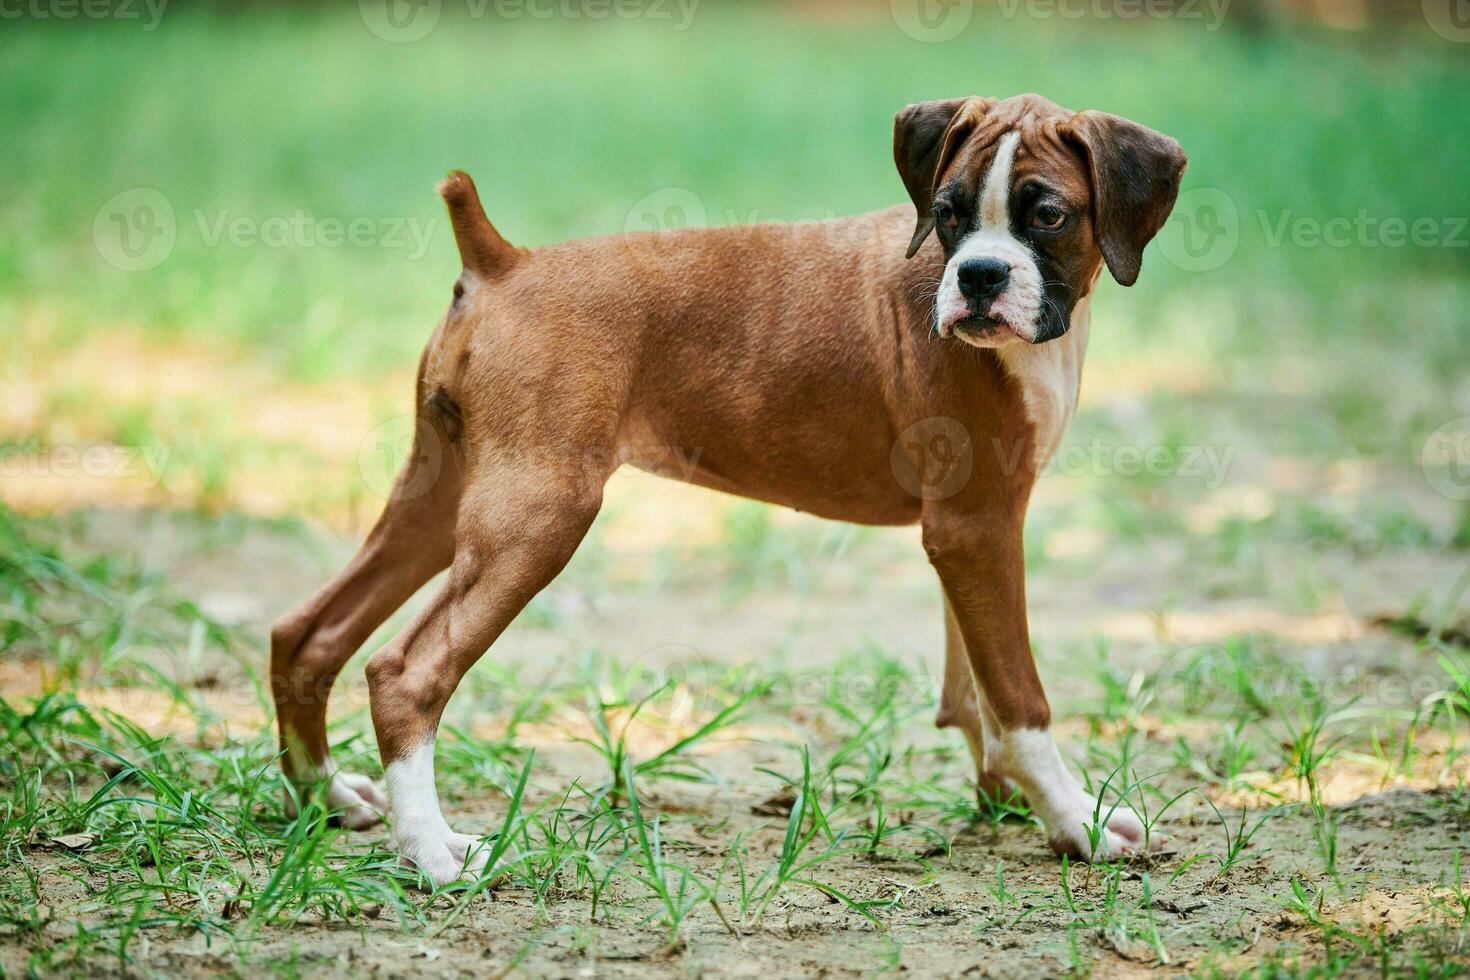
[270,411,461,828]
[364,460,606,885]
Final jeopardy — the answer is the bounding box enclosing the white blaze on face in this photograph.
[934,130,1045,345]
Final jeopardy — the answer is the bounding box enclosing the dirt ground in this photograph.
[5,445,1470,976]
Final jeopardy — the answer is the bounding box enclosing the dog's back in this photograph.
[425,197,947,524]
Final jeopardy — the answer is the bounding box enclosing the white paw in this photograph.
[394,828,492,887]
[987,730,1163,863]
[1047,801,1159,861]
[330,771,389,829]
[285,769,388,829]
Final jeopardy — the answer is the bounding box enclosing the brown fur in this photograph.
[270,93,1185,857]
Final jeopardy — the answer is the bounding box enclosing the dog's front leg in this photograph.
[935,594,1012,803]
[923,510,1154,859]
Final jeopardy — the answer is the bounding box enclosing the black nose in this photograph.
[956,257,1011,305]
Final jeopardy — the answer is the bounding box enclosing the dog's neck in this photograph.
[995,295,1092,471]
[897,236,1093,474]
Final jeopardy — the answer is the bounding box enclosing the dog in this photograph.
[269,93,1185,884]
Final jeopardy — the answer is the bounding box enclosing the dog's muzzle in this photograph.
[957,257,1010,306]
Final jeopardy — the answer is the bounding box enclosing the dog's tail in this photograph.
[437,170,523,278]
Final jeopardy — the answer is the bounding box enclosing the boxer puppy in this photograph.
[270,93,1185,884]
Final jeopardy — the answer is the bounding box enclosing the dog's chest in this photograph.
[996,300,1091,468]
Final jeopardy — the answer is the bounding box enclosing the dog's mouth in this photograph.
[950,314,1019,346]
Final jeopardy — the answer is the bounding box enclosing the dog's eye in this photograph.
[452,282,465,302]
[931,202,957,227]
[1031,204,1066,231]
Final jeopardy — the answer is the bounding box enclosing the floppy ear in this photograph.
[893,97,989,258]
[1064,111,1187,286]
[437,169,519,277]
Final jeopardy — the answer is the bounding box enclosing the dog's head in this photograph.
[895,93,1185,347]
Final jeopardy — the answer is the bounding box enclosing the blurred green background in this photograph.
[1,2,1467,523]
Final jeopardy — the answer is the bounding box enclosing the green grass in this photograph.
[4,501,1470,973]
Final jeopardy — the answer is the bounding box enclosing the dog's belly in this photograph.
[642,461,921,527]
[617,417,922,527]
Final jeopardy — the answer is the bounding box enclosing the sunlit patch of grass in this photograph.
[568,649,773,797]
[1,505,239,690]
[0,692,418,972]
